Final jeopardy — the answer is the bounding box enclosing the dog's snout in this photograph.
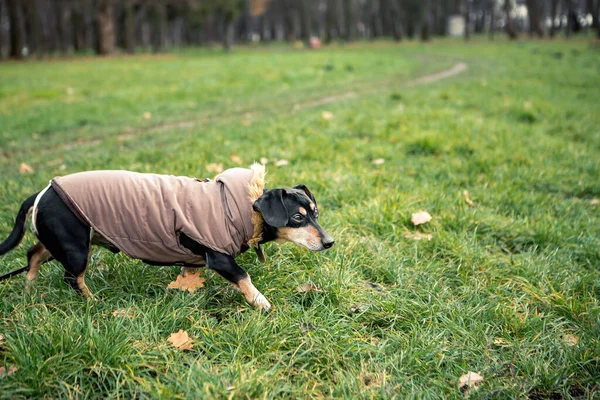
[322,238,335,249]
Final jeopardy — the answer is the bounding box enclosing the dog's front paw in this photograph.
[252,293,272,311]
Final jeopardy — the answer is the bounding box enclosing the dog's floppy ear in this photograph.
[293,184,316,205]
[253,189,288,227]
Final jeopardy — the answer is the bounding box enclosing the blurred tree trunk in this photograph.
[585,0,597,31]
[369,0,383,38]
[597,0,600,38]
[149,1,166,53]
[386,0,403,41]
[55,0,69,55]
[0,0,3,59]
[123,0,135,53]
[525,0,544,37]
[464,0,471,40]
[550,0,559,37]
[300,0,311,42]
[7,0,25,58]
[70,3,86,52]
[344,0,356,40]
[223,14,234,51]
[335,0,346,40]
[24,0,44,58]
[565,0,575,37]
[474,0,486,34]
[489,0,496,39]
[94,0,115,55]
[589,0,600,37]
[504,0,518,39]
[420,0,431,41]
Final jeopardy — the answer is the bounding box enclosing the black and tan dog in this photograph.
[0,164,334,310]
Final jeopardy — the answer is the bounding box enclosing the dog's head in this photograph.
[253,185,334,251]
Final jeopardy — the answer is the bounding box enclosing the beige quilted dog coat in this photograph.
[51,164,265,265]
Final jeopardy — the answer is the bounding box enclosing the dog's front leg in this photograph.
[205,251,272,311]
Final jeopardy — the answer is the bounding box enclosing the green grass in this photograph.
[0,39,599,398]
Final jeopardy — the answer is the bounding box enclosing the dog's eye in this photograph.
[292,214,303,222]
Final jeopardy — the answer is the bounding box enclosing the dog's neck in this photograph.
[258,223,278,245]
[247,163,266,249]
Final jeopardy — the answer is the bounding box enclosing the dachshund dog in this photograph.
[0,165,334,311]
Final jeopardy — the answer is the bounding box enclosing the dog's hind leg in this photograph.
[35,187,94,298]
[25,242,52,285]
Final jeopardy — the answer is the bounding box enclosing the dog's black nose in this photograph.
[322,239,335,249]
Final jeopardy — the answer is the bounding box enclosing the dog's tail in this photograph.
[0,192,39,256]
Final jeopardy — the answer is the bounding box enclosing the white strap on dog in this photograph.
[31,182,51,235]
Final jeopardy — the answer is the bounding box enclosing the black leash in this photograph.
[0,266,29,281]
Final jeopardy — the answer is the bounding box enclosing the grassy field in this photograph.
[0,39,599,398]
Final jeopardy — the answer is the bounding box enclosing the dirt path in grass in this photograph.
[292,62,468,110]
[4,62,469,161]
[93,62,469,145]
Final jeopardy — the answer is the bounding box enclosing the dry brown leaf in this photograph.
[296,283,322,293]
[205,163,223,173]
[590,199,599,206]
[242,119,251,126]
[411,211,432,226]
[458,371,483,389]
[168,329,194,350]
[463,190,475,207]
[493,338,508,346]
[143,111,152,120]
[372,158,385,165]
[260,157,269,165]
[0,365,18,378]
[19,163,34,174]
[275,159,289,167]
[230,154,242,165]
[563,334,578,347]
[167,272,205,293]
[403,232,432,241]
[112,309,134,318]
[321,111,334,120]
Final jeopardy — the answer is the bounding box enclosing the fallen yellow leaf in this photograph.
[493,338,508,346]
[372,158,385,165]
[458,371,483,389]
[260,157,269,165]
[0,365,18,378]
[563,334,578,347]
[231,154,242,165]
[463,190,475,207]
[321,111,334,120]
[167,272,205,293]
[112,309,134,318]
[205,163,223,173]
[143,111,152,119]
[168,329,194,350]
[411,211,432,226]
[275,159,289,167]
[19,163,34,174]
[296,283,322,293]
